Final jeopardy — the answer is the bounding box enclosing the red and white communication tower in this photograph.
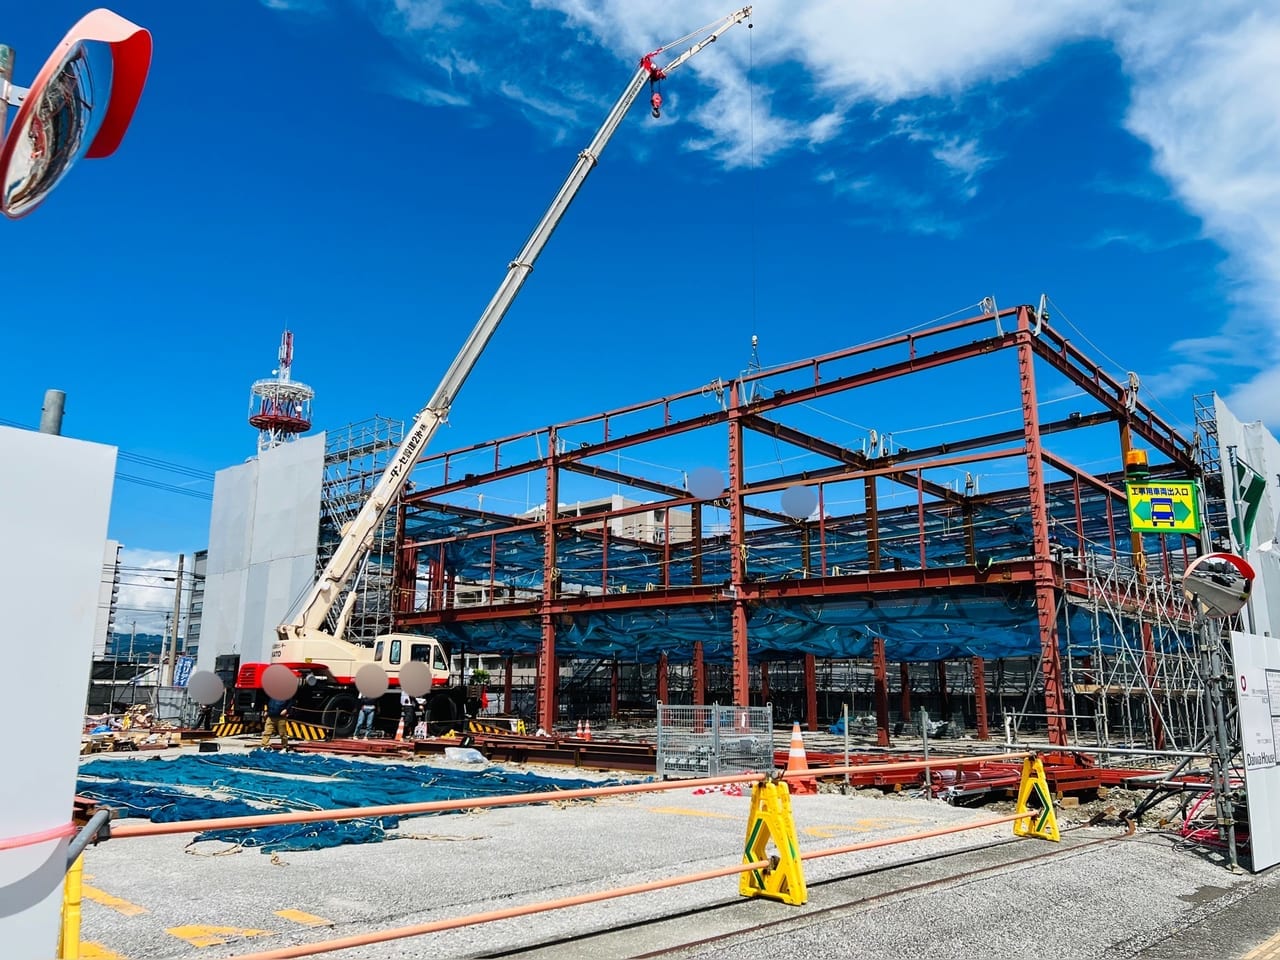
[248,330,314,453]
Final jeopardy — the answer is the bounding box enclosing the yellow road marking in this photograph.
[275,909,333,927]
[802,817,925,839]
[166,925,273,948]
[648,806,738,820]
[81,944,129,959]
[1242,929,1280,959]
[81,885,147,916]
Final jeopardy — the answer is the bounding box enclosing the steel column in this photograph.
[504,656,514,715]
[937,660,950,720]
[610,657,620,719]
[536,428,559,733]
[692,642,705,706]
[728,381,750,707]
[872,639,890,747]
[805,653,817,732]
[1015,308,1068,746]
[972,657,989,740]
[657,652,668,704]
[900,663,911,720]
[393,507,417,614]
[865,477,881,572]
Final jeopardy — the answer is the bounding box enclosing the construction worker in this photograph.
[400,690,418,739]
[354,694,378,739]
[261,693,294,750]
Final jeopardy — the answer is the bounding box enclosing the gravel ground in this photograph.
[70,743,1279,960]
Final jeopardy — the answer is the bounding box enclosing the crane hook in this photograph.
[650,90,663,119]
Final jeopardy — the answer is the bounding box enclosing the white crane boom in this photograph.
[279,7,752,646]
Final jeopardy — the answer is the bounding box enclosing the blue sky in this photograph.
[3,1,1278,628]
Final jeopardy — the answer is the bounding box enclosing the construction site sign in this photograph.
[1126,480,1201,535]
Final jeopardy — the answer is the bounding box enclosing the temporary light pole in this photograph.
[164,553,184,686]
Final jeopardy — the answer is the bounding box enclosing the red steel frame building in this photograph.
[393,304,1202,744]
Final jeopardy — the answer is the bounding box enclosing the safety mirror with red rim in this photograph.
[1182,552,1256,618]
[0,9,151,219]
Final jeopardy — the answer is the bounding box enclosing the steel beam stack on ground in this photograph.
[393,304,1209,750]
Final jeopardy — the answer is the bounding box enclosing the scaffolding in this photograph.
[394,303,1207,741]
[318,416,405,642]
[1193,392,1231,548]
[1060,555,1204,750]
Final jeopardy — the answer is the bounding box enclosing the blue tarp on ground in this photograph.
[77,750,635,853]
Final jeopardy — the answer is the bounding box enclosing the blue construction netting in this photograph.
[403,466,1199,664]
[77,750,638,853]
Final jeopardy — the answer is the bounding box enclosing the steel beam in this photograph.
[1031,327,1196,469]
[742,413,965,506]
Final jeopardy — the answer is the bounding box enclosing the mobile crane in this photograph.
[233,8,753,738]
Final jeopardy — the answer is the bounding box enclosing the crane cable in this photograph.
[656,13,742,56]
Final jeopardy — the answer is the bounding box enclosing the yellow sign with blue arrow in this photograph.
[1126,480,1201,535]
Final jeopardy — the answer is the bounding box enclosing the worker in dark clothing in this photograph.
[354,694,378,739]
[261,694,294,750]
[400,691,418,740]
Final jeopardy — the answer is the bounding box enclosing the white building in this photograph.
[522,494,693,545]
[93,540,122,659]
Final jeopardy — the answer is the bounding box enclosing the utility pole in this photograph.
[163,553,184,685]
[128,620,136,661]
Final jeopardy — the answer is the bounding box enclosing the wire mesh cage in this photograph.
[655,702,774,778]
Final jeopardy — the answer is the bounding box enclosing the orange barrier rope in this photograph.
[105,751,1033,840]
[231,856,775,960]
[0,821,77,851]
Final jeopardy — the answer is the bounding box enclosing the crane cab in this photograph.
[373,632,451,688]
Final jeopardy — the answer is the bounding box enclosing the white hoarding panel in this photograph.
[198,433,324,671]
[0,427,116,959]
[1231,630,1280,871]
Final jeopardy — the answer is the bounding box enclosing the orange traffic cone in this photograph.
[395,715,405,741]
[583,720,592,741]
[784,722,817,794]
[576,719,584,738]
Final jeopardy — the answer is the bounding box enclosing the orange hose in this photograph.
[107,751,1032,839]
[109,771,767,838]
[232,856,775,960]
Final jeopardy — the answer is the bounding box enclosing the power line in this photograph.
[0,416,215,497]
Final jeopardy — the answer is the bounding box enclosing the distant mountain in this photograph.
[105,632,193,661]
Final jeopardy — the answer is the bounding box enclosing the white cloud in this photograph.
[323,0,1280,426]
[117,548,186,636]
[259,0,329,12]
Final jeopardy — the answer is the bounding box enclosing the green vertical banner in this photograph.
[1232,459,1266,551]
